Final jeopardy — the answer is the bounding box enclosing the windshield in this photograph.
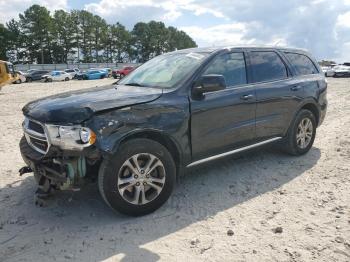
[118,52,209,88]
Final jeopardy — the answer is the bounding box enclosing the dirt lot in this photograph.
[0,78,349,262]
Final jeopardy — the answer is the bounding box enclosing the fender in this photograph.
[285,97,321,135]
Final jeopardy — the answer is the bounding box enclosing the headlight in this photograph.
[79,127,96,144]
[46,125,96,150]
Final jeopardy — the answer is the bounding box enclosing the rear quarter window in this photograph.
[284,52,319,75]
[250,51,288,83]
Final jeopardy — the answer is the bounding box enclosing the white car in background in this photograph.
[14,71,27,84]
[41,71,73,82]
[332,65,350,77]
[64,68,80,78]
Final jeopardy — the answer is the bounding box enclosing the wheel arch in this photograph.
[299,101,320,126]
[117,130,183,176]
[284,99,320,137]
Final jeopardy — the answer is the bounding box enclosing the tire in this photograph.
[283,109,316,155]
[98,138,176,216]
[120,73,125,78]
[65,77,69,81]
[26,77,32,83]
[100,75,104,79]
[48,78,53,82]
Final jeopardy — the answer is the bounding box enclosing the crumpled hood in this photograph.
[22,84,163,124]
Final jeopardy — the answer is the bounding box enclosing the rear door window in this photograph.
[284,52,318,75]
[202,52,247,87]
[250,51,288,83]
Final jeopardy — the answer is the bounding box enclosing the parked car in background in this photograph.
[19,46,327,216]
[13,71,26,84]
[321,66,332,77]
[24,70,50,82]
[112,66,135,79]
[90,68,112,77]
[332,65,350,77]
[64,68,80,79]
[104,68,112,77]
[41,71,73,82]
[76,70,108,80]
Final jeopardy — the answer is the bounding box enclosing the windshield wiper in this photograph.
[124,83,144,87]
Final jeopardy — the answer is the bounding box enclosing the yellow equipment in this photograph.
[0,60,16,90]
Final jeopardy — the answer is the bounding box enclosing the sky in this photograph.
[1,0,350,62]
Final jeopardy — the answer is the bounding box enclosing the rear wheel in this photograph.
[98,138,176,216]
[65,77,69,81]
[283,109,316,155]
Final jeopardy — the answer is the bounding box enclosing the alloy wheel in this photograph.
[117,153,166,205]
[296,118,313,149]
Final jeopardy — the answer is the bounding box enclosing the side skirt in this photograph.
[186,137,282,168]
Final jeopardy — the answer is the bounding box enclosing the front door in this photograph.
[190,52,256,161]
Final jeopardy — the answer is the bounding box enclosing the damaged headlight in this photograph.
[46,125,96,150]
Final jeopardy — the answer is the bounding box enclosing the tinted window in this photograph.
[284,52,318,75]
[203,52,247,87]
[250,51,287,83]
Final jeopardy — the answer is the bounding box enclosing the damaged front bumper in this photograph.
[19,136,100,194]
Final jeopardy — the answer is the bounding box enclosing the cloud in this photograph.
[186,0,350,60]
[0,0,67,23]
[180,23,251,47]
[2,0,350,61]
[84,0,350,61]
[84,0,226,25]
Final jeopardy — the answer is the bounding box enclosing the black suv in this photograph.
[19,47,327,216]
[25,70,50,82]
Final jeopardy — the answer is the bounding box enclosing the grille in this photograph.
[28,120,45,134]
[29,137,49,152]
[23,118,49,154]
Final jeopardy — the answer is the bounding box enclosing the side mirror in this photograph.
[193,74,226,96]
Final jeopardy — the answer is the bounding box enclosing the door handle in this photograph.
[290,85,302,91]
[240,94,254,100]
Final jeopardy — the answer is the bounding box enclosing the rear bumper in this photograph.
[318,102,327,126]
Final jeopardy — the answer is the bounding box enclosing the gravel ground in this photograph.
[0,78,349,262]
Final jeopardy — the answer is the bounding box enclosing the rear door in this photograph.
[283,52,321,102]
[190,51,256,160]
[247,50,303,140]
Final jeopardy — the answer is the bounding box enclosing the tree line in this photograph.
[0,4,197,64]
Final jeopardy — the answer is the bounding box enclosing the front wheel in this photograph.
[98,138,176,216]
[65,77,69,81]
[283,109,316,155]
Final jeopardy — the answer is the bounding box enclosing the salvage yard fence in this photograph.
[15,63,139,71]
